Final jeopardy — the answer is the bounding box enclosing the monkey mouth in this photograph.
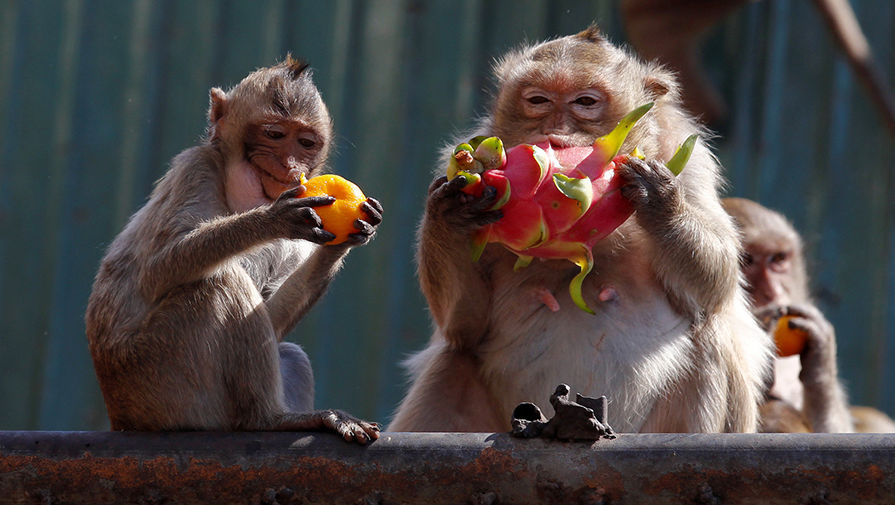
[255,165,301,200]
[532,140,595,173]
[546,134,577,148]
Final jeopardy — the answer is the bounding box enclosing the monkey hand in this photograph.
[426,175,503,232]
[757,303,838,378]
[754,303,787,332]
[780,304,838,384]
[617,157,683,228]
[268,187,337,244]
[331,197,384,248]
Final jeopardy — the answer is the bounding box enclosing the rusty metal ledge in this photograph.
[1,431,894,505]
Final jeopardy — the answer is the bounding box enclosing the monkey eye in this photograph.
[768,252,790,272]
[297,133,317,149]
[527,95,550,105]
[263,126,287,140]
[572,96,598,106]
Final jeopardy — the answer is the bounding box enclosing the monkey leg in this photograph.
[388,344,505,432]
[278,342,314,413]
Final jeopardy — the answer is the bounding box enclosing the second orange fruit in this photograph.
[773,316,808,357]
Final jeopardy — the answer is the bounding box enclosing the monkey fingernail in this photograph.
[366,197,384,214]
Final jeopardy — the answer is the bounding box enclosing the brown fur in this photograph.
[724,197,857,433]
[389,28,771,433]
[86,58,382,443]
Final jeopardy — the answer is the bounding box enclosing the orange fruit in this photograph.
[299,173,367,245]
[773,316,808,357]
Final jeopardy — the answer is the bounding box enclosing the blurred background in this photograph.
[1,0,893,430]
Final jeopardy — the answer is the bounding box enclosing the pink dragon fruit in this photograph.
[448,103,697,313]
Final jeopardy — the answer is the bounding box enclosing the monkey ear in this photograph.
[643,65,680,101]
[575,24,606,43]
[644,76,670,99]
[209,87,227,124]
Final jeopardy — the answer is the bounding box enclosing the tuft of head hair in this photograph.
[574,24,607,44]
[722,198,802,251]
[204,55,331,147]
[282,53,310,80]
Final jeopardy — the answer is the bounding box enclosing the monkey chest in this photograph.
[237,240,315,297]
[482,260,694,431]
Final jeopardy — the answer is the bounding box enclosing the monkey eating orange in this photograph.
[299,173,368,245]
[773,315,809,357]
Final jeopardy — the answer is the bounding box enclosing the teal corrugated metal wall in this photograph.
[0,0,893,430]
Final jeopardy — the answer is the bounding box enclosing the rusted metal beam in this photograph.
[2,431,894,504]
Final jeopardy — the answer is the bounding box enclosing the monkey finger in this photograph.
[306,228,336,244]
[620,157,676,191]
[360,424,381,442]
[470,210,504,227]
[349,420,380,443]
[342,236,370,247]
[786,316,832,346]
[288,207,323,227]
[754,304,786,323]
[291,195,336,208]
[618,156,651,177]
[781,303,828,325]
[276,186,306,201]
[331,418,371,445]
[445,174,472,194]
[619,181,648,207]
[477,186,500,208]
[360,200,383,225]
[352,219,375,235]
[428,176,449,195]
[623,157,670,179]
[365,197,384,215]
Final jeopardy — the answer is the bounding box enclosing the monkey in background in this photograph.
[85,57,382,443]
[389,27,771,433]
[621,0,895,137]
[723,197,895,433]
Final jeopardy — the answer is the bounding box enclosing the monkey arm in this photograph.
[265,245,348,339]
[138,178,336,304]
[619,156,741,317]
[788,304,855,433]
[417,177,500,347]
[802,370,853,433]
[418,211,494,347]
[137,208,277,303]
[266,199,381,338]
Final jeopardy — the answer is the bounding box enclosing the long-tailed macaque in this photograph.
[85,57,382,443]
[723,197,895,433]
[389,27,771,433]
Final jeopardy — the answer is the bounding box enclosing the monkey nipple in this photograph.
[598,286,618,303]
[533,288,561,312]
